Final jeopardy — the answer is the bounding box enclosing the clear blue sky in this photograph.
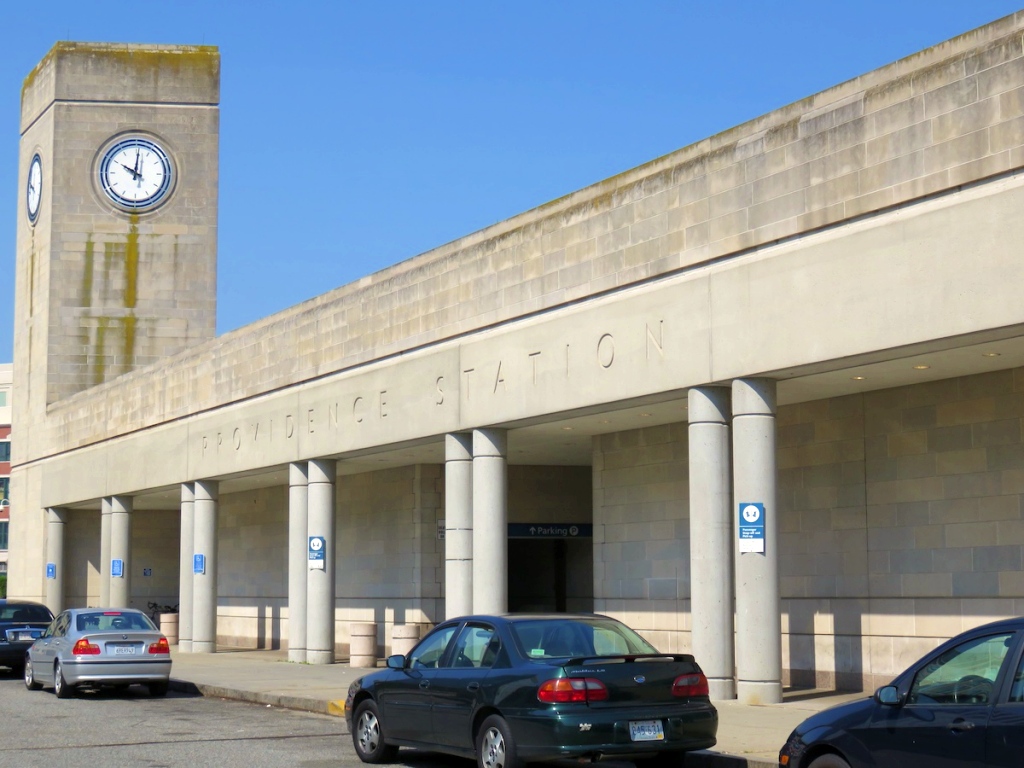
[1,1,1020,363]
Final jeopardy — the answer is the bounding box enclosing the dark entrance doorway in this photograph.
[507,536,593,613]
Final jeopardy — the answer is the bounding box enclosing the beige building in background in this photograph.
[10,13,1024,700]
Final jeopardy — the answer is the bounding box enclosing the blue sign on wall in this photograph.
[507,523,593,539]
[46,563,56,580]
[738,503,766,553]
[111,558,124,578]
[193,553,206,575]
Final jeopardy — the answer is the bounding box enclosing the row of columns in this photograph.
[42,380,776,692]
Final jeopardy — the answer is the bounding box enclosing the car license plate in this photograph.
[113,645,136,655]
[16,630,42,641]
[629,720,664,742]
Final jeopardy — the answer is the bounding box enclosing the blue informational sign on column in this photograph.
[738,502,766,554]
[46,563,56,579]
[309,536,326,570]
[111,558,124,578]
[193,553,206,575]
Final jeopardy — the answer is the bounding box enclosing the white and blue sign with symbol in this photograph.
[193,553,206,575]
[111,558,124,578]
[309,536,326,570]
[46,563,56,580]
[738,503,766,554]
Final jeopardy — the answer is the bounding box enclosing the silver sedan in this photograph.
[24,608,172,698]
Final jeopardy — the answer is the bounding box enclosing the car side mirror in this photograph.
[875,685,901,706]
[386,654,407,670]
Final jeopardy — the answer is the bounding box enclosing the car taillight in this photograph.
[538,677,609,703]
[148,637,170,655]
[672,672,709,697]
[72,638,100,655]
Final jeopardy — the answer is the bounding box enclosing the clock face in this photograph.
[98,137,174,210]
[27,153,42,223]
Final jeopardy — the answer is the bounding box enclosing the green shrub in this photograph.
[0,573,6,598]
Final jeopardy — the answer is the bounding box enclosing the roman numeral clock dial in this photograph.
[98,136,174,210]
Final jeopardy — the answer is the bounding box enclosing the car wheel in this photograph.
[149,681,170,697]
[477,715,520,768]
[54,660,75,699]
[351,699,398,763]
[24,658,42,691]
[808,755,851,768]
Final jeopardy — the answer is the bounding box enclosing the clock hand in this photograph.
[119,161,142,180]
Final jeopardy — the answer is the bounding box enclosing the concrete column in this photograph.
[472,429,507,614]
[288,462,309,663]
[192,480,219,654]
[108,496,133,608]
[445,433,473,619]
[732,378,781,705]
[306,459,336,665]
[99,497,112,606]
[45,508,67,615]
[178,484,195,652]
[688,387,735,701]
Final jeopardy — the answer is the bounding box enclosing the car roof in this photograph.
[960,616,1024,634]
[0,599,50,607]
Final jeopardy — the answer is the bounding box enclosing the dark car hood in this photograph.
[792,696,877,737]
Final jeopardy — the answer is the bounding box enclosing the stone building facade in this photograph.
[9,14,1024,701]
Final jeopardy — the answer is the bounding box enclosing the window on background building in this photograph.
[0,442,9,461]
[0,391,7,406]
[0,521,8,550]
[0,478,8,502]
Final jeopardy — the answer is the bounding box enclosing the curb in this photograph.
[169,678,336,717]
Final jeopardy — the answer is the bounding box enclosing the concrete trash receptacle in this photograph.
[350,622,378,667]
[392,624,419,657]
[160,613,179,645]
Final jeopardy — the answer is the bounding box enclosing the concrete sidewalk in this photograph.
[168,648,865,768]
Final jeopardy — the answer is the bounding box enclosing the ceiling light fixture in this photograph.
[982,352,1001,357]
[913,365,930,370]
[851,376,866,381]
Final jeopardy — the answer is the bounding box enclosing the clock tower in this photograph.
[14,43,219,447]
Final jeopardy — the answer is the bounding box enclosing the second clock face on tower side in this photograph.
[27,153,42,223]
[98,136,174,210]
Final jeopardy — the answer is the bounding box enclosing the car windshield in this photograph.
[76,611,156,632]
[0,604,52,622]
[510,617,659,659]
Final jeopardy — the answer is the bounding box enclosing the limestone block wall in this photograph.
[59,507,177,614]
[336,465,443,657]
[217,486,287,649]
[64,510,97,609]
[592,423,692,653]
[33,13,1024,459]
[592,369,1024,689]
[129,509,180,614]
[781,368,1024,690]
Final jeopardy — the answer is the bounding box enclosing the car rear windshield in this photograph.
[76,612,156,632]
[0,604,52,622]
[510,618,660,659]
